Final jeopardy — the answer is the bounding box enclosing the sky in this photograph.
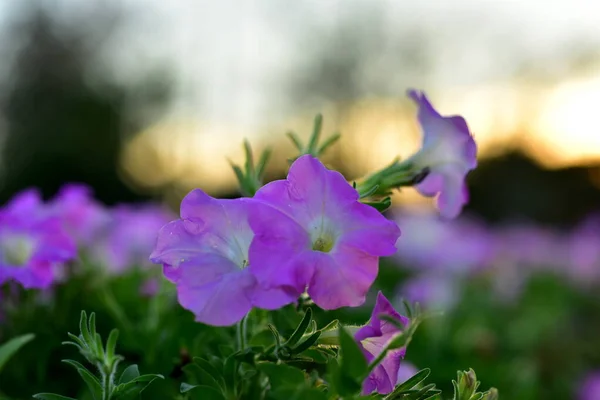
[0,0,599,191]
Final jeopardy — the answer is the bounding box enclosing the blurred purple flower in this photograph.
[150,189,295,326]
[250,155,401,310]
[406,90,477,219]
[96,204,174,273]
[393,208,492,274]
[398,273,458,311]
[48,184,109,245]
[0,189,76,289]
[355,292,410,395]
[579,371,600,400]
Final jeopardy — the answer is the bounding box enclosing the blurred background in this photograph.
[1,0,600,399]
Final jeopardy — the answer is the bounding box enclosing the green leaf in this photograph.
[0,333,34,373]
[307,114,323,153]
[105,329,119,361]
[223,355,238,390]
[285,308,313,348]
[180,382,199,393]
[79,311,93,345]
[193,357,225,388]
[118,364,140,384]
[113,374,164,399]
[393,368,431,392]
[292,331,321,355]
[338,326,367,380]
[179,384,225,399]
[61,360,102,400]
[33,394,78,400]
[249,329,276,347]
[257,363,305,389]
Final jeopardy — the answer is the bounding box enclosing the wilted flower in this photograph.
[250,155,401,309]
[355,292,410,395]
[406,90,477,219]
[150,189,295,326]
[0,190,76,289]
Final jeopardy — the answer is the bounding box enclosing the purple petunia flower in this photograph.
[95,204,174,273]
[355,292,410,395]
[150,189,296,326]
[0,190,76,289]
[48,184,109,246]
[249,155,401,310]
[406,90,477,219]
[396,361,419,386]
[579,371,600,400]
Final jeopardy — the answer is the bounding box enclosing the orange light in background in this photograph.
[536,74,600,167]
[121,69,600,204]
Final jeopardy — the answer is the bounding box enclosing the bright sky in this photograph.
[1,0,599,191]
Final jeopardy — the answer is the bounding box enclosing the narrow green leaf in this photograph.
[317,132,341,156]
[193,357,225,388]
[285,308,313,348]
[89,313,97,338]
[33,394,78,400]
[338,326,367,380]
[62,360,101,400]
[180,382,199,393]
[65,333,85,348]
[223,355,237,389]
[179,383,224,399]
[113,374,164,399]
[256,148,271,178]
[393,368,431,392]
[268,324,282,348]
[0,333,34,373]
[307,114,323,152]
[243,139,255,175]
[105,329,119,361]
[118,364,140,384]
[79,311,93,345]
[286,131,304,151]
[257,363,305,389]
[292,331,321,354]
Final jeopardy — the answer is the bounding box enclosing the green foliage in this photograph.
[0,265,503,400]
[287,114,341,160]
[0,333,35,374]
[33,311,163,400]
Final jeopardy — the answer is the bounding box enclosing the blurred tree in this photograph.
[0,4,171,205]
[466,150,600,228]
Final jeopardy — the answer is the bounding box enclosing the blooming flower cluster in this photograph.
[392,206,600,310]
[150,89,477,327]
[151,155,402,326]
[0,90,482,397]
[0,184,174,289]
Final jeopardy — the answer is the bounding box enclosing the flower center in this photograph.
[308,217,338,253]
[312,232,334,253]
[0,235,35,267]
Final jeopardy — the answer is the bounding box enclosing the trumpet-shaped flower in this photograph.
[406,90,477,219]
[355,292,410,395]
[0,190,76,289]
[149,189,295,326]
[250,155,401,309]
